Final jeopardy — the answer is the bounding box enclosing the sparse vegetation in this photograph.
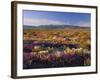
[23,28,91,69]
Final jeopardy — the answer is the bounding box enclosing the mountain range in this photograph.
[23,25,90,29]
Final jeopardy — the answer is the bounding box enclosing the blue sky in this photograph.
[23,10,91,27]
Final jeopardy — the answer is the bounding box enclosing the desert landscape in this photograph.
[23,26,91,69]
[23,10,91,69]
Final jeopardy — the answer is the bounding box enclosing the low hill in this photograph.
[23,25,90,29]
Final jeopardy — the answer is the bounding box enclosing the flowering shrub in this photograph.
[23,28,91,69]
[23,42,90,69]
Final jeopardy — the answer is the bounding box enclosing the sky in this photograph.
[23,10,91,27]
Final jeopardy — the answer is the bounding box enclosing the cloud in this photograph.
[24,18,90,27]
[24,18,68,26]
[74,21,90,27]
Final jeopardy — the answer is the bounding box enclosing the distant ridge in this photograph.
[23,25,90,29]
